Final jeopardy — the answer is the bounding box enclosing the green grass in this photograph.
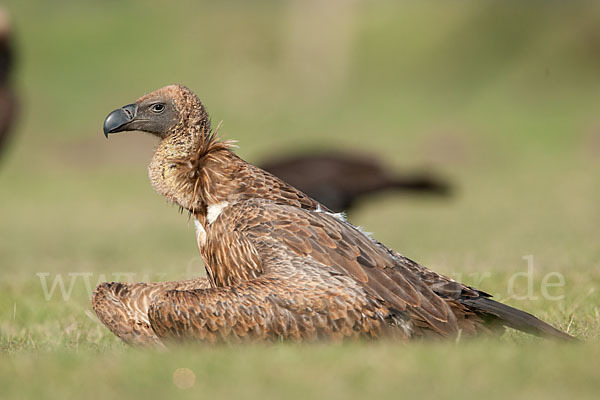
[1,1,599,399]
[2,342,600,400]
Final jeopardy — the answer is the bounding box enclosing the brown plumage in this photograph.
[93,84,573,346]
[260,153,451,213]
[0,8,17,160]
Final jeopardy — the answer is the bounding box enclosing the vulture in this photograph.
[93,85,573,346]
[261,153,451,214]
[0,8,17,160]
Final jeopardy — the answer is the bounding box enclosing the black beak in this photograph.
[103,103,137,138]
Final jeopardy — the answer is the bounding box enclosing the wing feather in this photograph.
[237,200,458,335]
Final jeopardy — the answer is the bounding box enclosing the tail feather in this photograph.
[459,297,575,341]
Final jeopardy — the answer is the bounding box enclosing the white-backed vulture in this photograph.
[93,85,572,346]
[0,8,17,159]
[261,153,451,213]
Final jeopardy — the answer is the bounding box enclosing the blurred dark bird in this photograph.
[0,8,17,160]
[260,153,452,213]
[93,85,573,346]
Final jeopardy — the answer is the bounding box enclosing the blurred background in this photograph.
[1,0,599,397]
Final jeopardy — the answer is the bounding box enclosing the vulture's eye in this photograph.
[150,103,165,113]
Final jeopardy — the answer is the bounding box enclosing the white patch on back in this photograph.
[313,204,375,240]
[315,204,347,222]
[355,225,373,238]
[194,219,207,247]
[207,201,229,225]
[328,211,347,222]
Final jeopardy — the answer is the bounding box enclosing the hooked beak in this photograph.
[103,103,137,138]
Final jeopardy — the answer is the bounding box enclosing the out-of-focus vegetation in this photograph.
[0,1,599,399]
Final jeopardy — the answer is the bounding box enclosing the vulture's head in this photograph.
[103,84,209,139]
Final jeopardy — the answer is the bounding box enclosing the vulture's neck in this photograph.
[148,106,322,227]
[148,123,245,222]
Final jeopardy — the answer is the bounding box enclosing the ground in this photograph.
[0,1,599,399]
